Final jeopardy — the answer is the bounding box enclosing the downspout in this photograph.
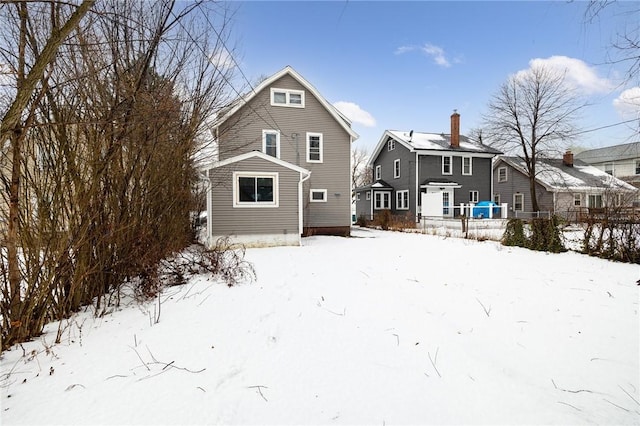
[415,151,419,222]
[299,170,312,246]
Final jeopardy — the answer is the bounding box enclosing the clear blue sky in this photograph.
[224,1,639,154]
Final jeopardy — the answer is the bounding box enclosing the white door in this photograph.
[421,189,454,217]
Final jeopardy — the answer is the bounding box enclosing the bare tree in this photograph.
[0,0,238,350]
[483,65,585,212]
[351,146,372,189]
[585,1,640,85]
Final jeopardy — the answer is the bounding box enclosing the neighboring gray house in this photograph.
[354,112,502,221]
[576,142,640,196]
[493,151,638,219]
[205,66,358,247]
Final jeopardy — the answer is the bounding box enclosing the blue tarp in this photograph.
[472,201,500,219]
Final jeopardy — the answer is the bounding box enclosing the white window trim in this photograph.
[393,159,400,179]
[388,139,395,151]
[356,193,361,201]
[604,163,614,175]
[442,155,452,175]
[513,193,524,212]
[396,190,409,210]
[573,193,582,207]
[498,166,507,182]
[270,88,305,108]
[462,157,472,176]
[310,189,327,203]
[374,191,391,209]
[375,165,381,180]
[233,171,279,208]
[262,129,280,159]
[470,190,479,203]
[494,194,501,204]
[306,132,323,163]
[366,192,371,200]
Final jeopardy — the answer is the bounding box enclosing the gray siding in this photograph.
[493,162,553,216]
[417,154,494,209]
[210,157,299,236]
[374,138,416,216]
[218,74,351,229]
[354,188,372,220]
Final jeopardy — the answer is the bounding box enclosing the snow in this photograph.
[1,228,639,425]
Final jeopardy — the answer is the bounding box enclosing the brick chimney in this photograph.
[450,110,460,148]
[563,150,574,167]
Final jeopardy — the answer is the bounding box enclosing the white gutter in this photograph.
[299,171,312,246]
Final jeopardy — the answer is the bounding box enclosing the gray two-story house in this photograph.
[354,112,501,221]
[205,66,358,247]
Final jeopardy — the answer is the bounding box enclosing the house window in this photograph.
[469,190,479,203]
[374,192,390,209]
[636,160,640,175]
[396,190,409,210]
[262,130,280,158]
[513,193,524,212]
[375,165,381,180]
[310,189,327,202]
[306,132,323,163]
[366,192,371,201]
[573,193,582,207]
[270,88,305,108]
[604,163,614,175]
[393,159,400,179]
[494,194,501,205]
[388,139,395,151]
[442,155,452,175]
[498,167,507,182]
[462,157,472,175]
[233,172,278,208]
[356,193,361,201]
[588,194,603,208]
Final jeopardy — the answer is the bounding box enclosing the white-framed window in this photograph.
[498,167,507,182]
[233,172,278,208]
[469,190,479,203]
[306,132,323,163]
[494,194,501,204]
[262,129,280,158]
[604,163,614,175]
[396,190,409,210]
[513,193,524,212]
[366,192,371,201]
[310,189,327,202]
[588,194,603,208]
[374,191,391,209]
[636,160,640,175]
[388,139,395,151]
[462,157,472,175]
[393,159,400,178]
[573,193,582,207]
[356,193,361,201]
[270,88,305,108]
[442,155,452,175]
[375,165,381,180]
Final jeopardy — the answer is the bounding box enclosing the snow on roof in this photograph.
[501,156,637,192]
[387,130,502,154]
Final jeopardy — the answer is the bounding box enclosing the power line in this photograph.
[572,118,639,136]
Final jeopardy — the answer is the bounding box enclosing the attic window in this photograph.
[271,88,305,108]
[498,167,507,182]
[388,139,395,151]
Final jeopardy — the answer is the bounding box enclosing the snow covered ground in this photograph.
[1,227,638,425]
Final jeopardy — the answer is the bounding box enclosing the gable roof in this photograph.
[495,156,637,193]
[369,129,501,165]
[206,150,311,176]
[213,65,359,140]
[575,141,640,164]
